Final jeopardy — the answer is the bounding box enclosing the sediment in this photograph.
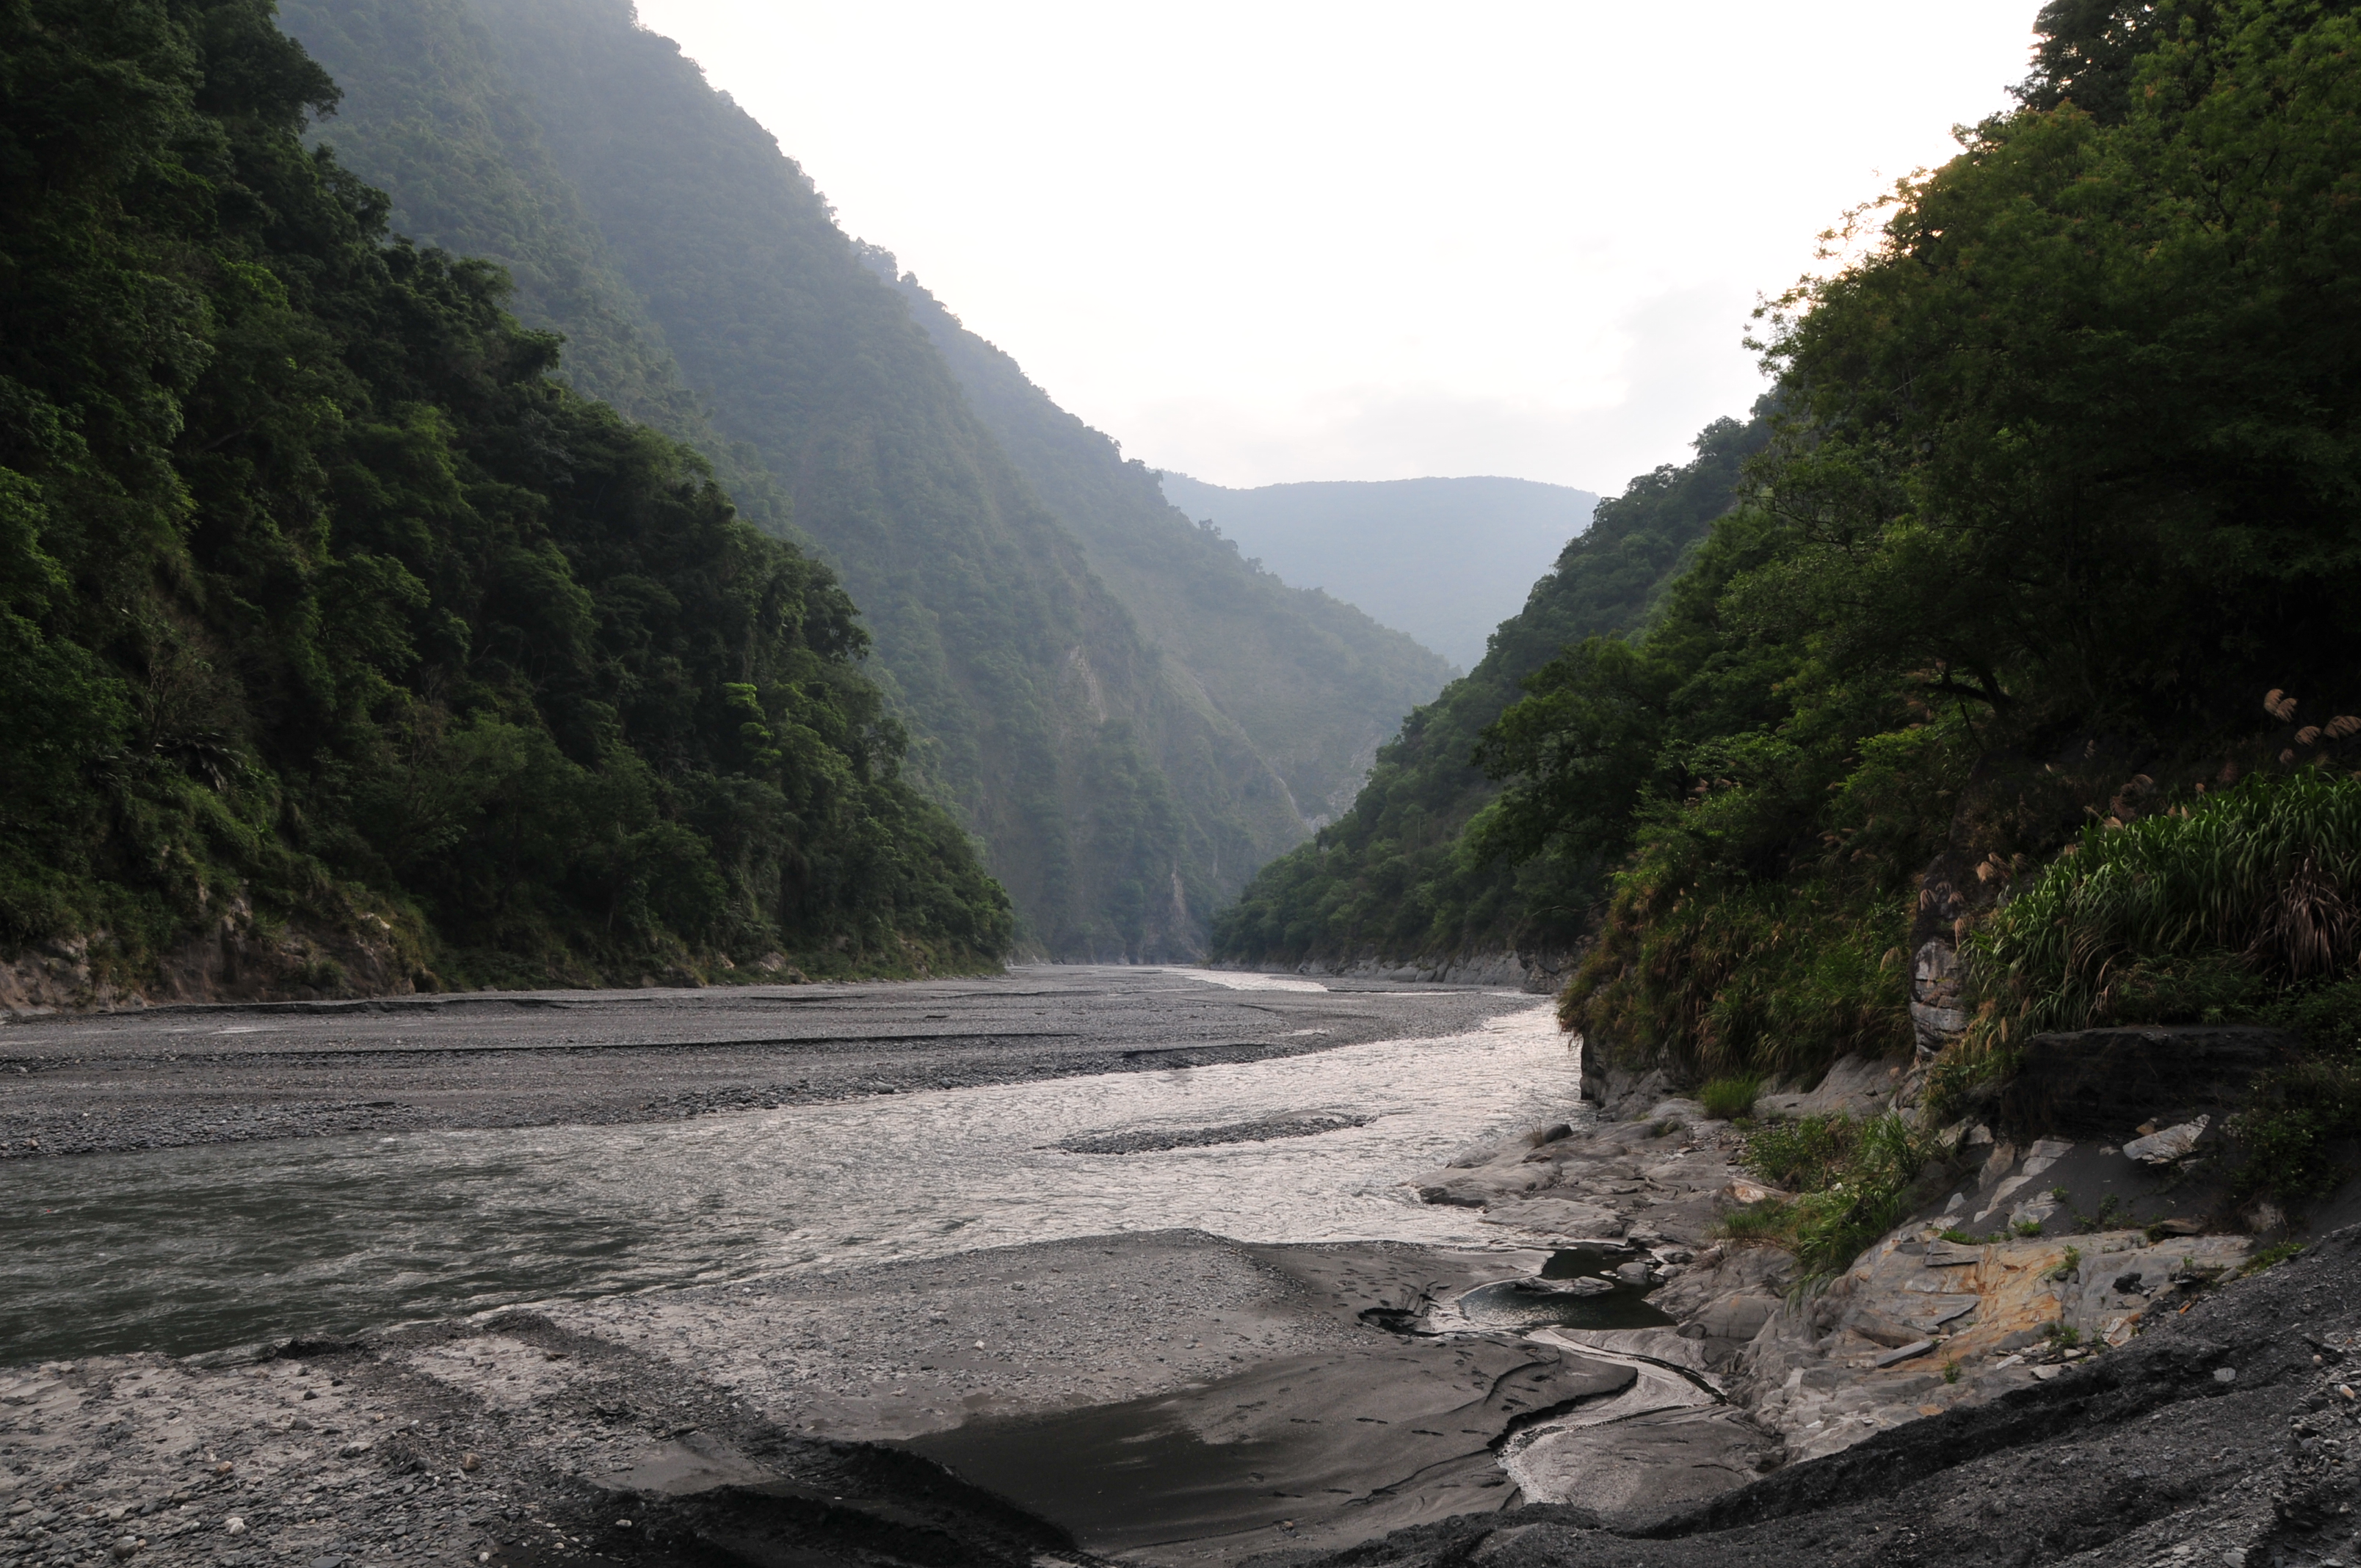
[0,970,1509,1161]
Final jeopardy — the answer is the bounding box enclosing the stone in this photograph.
[460,1453,479,1473]
[111,1539,137,1561]
[1872,1339,1937,1368]
[2214,1366,2238,1384]
[1688,1293,1779,1344]
[224,1518,244,1535]
[1911,939,1970,1054]
[2125,1117,2211,1165]
[1480,1197,1628,1238]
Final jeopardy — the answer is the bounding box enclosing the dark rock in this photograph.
[1998,1025,2297,1139]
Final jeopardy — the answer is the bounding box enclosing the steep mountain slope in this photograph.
[884,267,1455,834]
[0,0,1009,1002]
[275,0,788,529]
[1212,413,1769,972]
[1159,473,1598,669]
[285,0,1342,958]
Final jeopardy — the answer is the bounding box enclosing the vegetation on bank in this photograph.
[1724,1112,1939,1276]
[1222,0,2361,1106]
[0,0,1012,990]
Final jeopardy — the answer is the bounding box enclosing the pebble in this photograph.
[225,1517,245,1535]
[2214,1367,2238,1384]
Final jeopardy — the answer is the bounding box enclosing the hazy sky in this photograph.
[629,1,2040,494]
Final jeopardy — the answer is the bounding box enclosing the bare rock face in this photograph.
[1744,1225,2250,1463]
[1998,1024,2296,1139]
[1909,937,1970,1057]
[0,936,120,1015]
[1753,1055,1904,1122]
[2,900,421,1017]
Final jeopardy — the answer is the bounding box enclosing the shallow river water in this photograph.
[1,987,1579,1364]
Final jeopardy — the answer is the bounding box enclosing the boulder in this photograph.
[1998,1026,2295,1140]
[1755,1055,1904,1122]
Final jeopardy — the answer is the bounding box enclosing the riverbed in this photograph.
[1,970,1571,1365]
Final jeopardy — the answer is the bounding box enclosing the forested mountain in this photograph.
[1157,474,1598,670]
[883,269,1454,836]
[1519,0,2361,1092]
[0,0,1009,999]
[279,0,1439,958]
[1213,414,1768,970]
[1234,0,2361,1130]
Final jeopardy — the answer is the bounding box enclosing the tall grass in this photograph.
[1970,770,2361,1043]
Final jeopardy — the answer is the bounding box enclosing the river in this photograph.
[0,975,1578,1364]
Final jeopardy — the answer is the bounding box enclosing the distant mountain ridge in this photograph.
[280,0,1443,958]
[1157,474,1600,670]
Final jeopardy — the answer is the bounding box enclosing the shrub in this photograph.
[1736,1112,1936,1274]
[1699,1075,1763,1122]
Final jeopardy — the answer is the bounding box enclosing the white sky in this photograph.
[629,1,2040,493]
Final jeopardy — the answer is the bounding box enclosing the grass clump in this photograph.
[1721,1111,1936,1274]
[1969,771,2361,1047]
[1699,1075,1763,1122]
[2241,1241,2305,1276]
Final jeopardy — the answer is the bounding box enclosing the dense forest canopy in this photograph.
[0,0,1010,993]
[1542,0,2361,1084]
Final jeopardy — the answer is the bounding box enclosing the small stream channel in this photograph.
[1,996,1586,1364]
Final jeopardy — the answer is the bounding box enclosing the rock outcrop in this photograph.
[1,901,423,1017]
[1395,1033,2275,1533]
